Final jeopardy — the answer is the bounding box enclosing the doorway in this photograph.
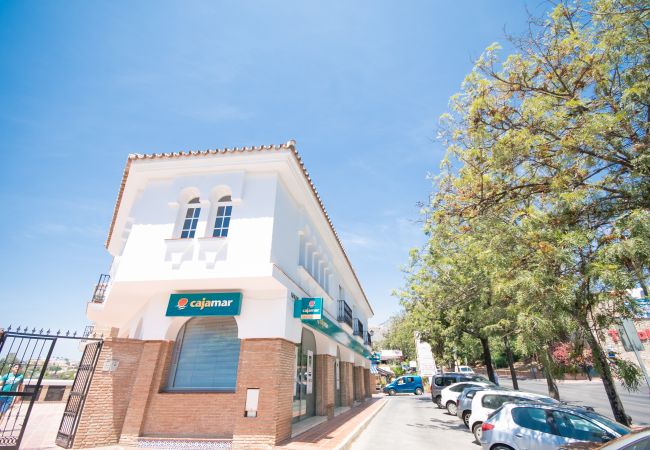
[292,328,316,423]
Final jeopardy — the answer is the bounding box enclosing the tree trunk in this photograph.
[583,322,631,425]
[542,349,560,400]
[504,336,519,390]
[479,336,496,383]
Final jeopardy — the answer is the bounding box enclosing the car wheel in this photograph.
[415,387,423,395]
[491,446,514,450]
[462,411,470,428]
[388,389,396,396]
[446,401,458,416]
[472,422,483,442]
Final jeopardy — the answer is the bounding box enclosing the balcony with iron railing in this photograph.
[337,300,353,328]
[91,274,110,303]
[364,331,372,346]
[353,318,364,338]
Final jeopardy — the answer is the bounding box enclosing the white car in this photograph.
[440,381,492,416]
[457,365,475,374]
[468,389,559,442]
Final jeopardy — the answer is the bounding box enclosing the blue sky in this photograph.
[0,1,547,354]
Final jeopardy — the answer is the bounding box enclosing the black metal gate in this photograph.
[0,327,103,450]
[55,341,102,448]
[0,330,56,450]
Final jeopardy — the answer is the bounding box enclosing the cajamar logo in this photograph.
[309,300,316,308]
[177,298,189,310]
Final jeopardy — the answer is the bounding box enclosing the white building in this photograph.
[76,140,375,449]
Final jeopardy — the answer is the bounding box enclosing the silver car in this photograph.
[480,403,630,450]
[456,385,509,427]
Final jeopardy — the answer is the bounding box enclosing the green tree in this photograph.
[431,0,648,424]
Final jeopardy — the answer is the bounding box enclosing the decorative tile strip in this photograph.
[138,438,232,449]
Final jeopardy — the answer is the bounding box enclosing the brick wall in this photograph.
[368,374,377,395]
[363,368,371,398]
[232,339,295,449]
[72,338,144,448]
[353,366,365,402]
[339,362,354,407]
[74,337,297,449]
[140,341,238,439]
[315,355,334,418]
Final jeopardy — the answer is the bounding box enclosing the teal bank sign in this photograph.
[166,292,242,317]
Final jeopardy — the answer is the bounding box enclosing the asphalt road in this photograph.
[351,394,478,450]
[499,378,650,426]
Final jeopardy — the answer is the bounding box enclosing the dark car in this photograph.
[431,372,491,407]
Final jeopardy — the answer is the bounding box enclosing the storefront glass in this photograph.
[292,328,316,422]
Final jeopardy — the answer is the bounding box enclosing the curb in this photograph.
[333,398,388,450]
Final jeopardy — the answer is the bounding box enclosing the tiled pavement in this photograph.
[276,396,387,449]
[15,396,387,450]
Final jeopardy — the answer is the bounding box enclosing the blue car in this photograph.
[383,375,424,396]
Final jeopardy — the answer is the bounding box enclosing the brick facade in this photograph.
[315,354,335,418]
[74,337,295,449]
[363,368,371,398]
[353,366,365,402]
[72,339,145,449]
[339,362,354,407]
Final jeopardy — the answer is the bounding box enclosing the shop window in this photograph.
[166,316,240,391]
[180,197,201,239]
[212,195,232,238]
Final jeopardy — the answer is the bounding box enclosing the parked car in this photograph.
[481,403,631,450]
[440,382,492,416]
[456,385,510,428]
[383,375,424,396]
[469,390,559,441]
[457,365,475,374]
[558,427,650,449]
[431,372,491,407]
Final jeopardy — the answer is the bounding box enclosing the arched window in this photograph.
[212,195,232,238]
[180,197,201,238]
[167,316,240,391]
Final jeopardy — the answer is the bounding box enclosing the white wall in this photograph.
[90,150,372,356]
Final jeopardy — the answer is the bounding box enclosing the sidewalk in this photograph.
[275,396,387,450]
[23,396,387,450]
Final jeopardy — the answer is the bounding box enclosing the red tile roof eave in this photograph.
[103,141,374,316]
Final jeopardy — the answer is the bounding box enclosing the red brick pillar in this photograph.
[232,339,296,450]
[72,338,145,448]
[368,373,377,396]
[315,355,335,418]
[364,368,371,398]
[119,341,169,445]
[353,366,365,402]
[339,362,354,407]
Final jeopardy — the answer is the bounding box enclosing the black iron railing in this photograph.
[337,300,353,328]
[91,274,110,303]
[353,318,364,337]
